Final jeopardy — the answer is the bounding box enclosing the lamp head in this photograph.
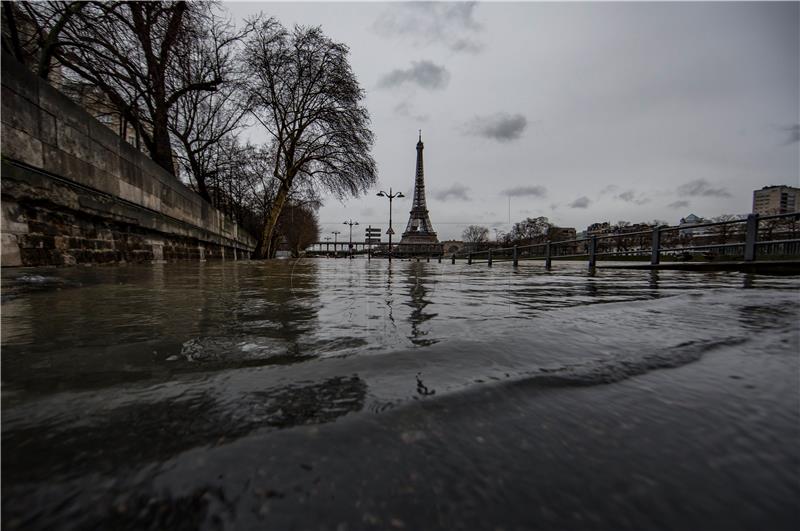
[377,191,386,197]
[397,192,405,198]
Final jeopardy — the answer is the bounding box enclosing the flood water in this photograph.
[2,259,799,530]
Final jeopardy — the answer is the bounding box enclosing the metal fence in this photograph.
[453,212,800,269]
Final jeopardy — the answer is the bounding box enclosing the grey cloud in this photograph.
[465,113,527,142]
[378,61,450,90]
[502,185,546,198]
[787,124,800,144]
[433,183,471,202]
[600,185,619,195]
[393,101,430,122]
[450,38,484,54]
[569,196,591,209]
[668,200,691,209]
[618,190,635,201]
[615,190,650,205]
[677,179,731,198]
[373,2,484,54]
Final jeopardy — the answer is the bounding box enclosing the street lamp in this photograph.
[343,219,359,258]
[332,230,341,257]
[377,188,405,261]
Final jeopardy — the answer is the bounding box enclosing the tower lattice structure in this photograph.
[400,132,439,250]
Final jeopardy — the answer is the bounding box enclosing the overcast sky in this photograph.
[228,1,799,241]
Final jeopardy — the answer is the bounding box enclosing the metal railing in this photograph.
[452,212,800,269]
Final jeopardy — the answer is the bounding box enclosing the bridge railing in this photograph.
[452,212,800,269]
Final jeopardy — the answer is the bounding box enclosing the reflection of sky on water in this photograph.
[1,260,798,530]
[1,260,798,399]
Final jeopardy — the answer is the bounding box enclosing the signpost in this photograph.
[365,226,382,244]
[366,226,381,260]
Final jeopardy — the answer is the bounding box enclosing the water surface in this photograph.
[2,259,798,529]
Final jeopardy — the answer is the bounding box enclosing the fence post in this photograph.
[545,241,552,271]
[437,254,441,263]
[744,213,759,262]
[452,254,456,264]
[487,249,493,267]
[651,227,661,265]
[512,246,518,267]
[468,253,472,265]
[588,236,597,269]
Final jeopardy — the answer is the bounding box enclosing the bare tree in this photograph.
[242,19,376,258]
[278,203,320,257]
[1,1,85,79]
[709,214,744,245]
[40,1,227,174]
[462,225,489,251]
[509,216,551,244]
[169,12,257,200]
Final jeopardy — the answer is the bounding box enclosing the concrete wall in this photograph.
[1,55,256,266]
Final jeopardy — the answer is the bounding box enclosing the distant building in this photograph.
[586,222,611,236]
[679,213,708,236]
[548,226,577,241]
[752,185,800,215]
[440,240,464,255]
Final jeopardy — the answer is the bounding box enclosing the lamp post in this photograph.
[332,230,341,257]
[377,188,405,261]
[324,236,331,254]
[343,219,359,258]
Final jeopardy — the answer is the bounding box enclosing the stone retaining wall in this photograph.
[1,54,256,266]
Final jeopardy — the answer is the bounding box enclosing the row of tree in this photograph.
[462,217,558,247]
[1,1,376,257]
[462,214,798,251]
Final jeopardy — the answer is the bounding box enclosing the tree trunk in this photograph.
[188,155,211,202]
[257,181,291,259]
[150,115,175,175]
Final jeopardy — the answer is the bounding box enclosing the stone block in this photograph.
[19,247,49,266]
[117,140,142,166]
[141,191,161,212]
[1,200,29,235]
[88,119,121,154]
[42,144,65,176]
[57,123,93,161]
[1,122,44,167]
[1,232,22,266]
[60,151,96,187]
[88,140,120,177]
[119,157,141,187]
[39,109,58,146]
[38,83,89,135]
[118,179,143,205]
[2,85,40,137]
[0,54,39,105]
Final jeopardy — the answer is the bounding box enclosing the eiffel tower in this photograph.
[399,132,439,254]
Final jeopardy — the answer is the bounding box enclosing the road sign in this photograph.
[386,227,395,235]
[366,226,381,244]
